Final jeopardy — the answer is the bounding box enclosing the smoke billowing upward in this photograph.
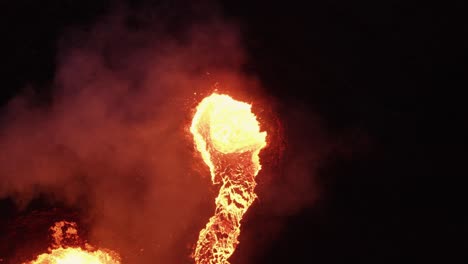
[0,3,332,264]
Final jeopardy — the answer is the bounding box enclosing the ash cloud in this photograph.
[0,7,251,262]
[0,3,333,264]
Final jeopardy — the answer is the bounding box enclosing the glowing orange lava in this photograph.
[24,221,121,264]
[190,93,267,264]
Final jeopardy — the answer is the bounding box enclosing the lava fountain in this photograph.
[190,93,268,264]
[24,221,121,264]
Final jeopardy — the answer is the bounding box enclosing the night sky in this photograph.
[0,0,463,263]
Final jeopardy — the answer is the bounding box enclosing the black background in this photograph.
[0,0,463,263]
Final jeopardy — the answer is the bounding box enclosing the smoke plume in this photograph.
[0,4,333,264]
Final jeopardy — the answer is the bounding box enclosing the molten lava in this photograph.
[24,221,121,264]
[190,93,267,264]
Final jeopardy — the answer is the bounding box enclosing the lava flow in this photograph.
[190,93,268,264]
[24,221,121,264]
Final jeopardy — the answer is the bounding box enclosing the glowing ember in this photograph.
[24,221,121,264]
[190,93,267,264]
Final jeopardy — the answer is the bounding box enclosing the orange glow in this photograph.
[190,93,267,264]
[24,221,120,264]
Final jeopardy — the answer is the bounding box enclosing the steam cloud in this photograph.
[0,5,331,264]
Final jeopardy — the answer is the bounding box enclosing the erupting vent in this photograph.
[24,221,121,264]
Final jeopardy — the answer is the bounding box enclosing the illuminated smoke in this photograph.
[0,9,250,263]
[0,4,327,264]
